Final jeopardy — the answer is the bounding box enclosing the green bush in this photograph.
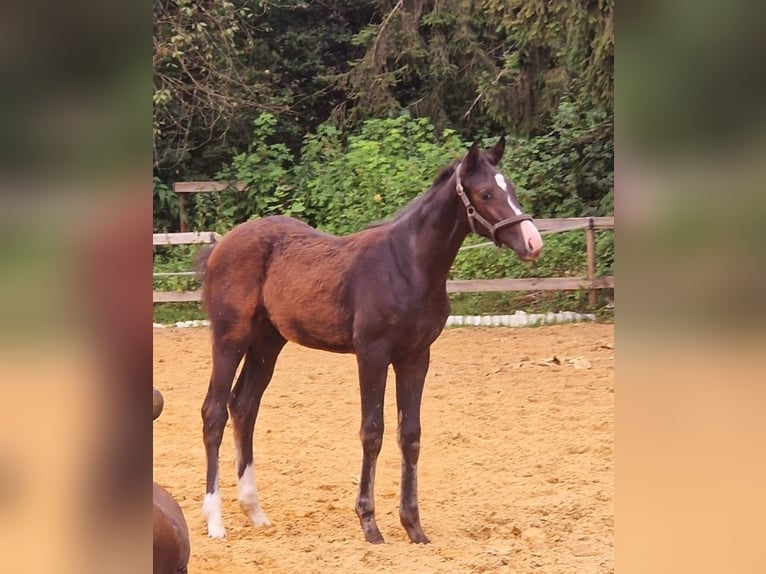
[296,114,467,234]
[153,177,179,233]
[184,113,302,233]
[451,232,587,280]
[504,99,613,219]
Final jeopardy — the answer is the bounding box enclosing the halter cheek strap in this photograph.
[454,162,533,246]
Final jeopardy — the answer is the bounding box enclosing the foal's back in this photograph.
[203,215,390,352]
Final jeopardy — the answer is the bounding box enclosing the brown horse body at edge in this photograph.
[197,137,543,544]
[153,388,190,574]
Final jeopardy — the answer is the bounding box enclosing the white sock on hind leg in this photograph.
[237,463,270,526]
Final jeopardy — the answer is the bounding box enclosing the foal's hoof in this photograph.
[404,525,431,544]
[207,523,226,539]
[247,508,271,527]
[409,533,431,545]
[361,523,385,544]
[364,532,385,544]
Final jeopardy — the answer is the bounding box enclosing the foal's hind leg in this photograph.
[201,338,247,538]
[393,349,431,544]
[229,324,286,528]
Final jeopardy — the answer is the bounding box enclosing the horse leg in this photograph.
[393,349,431,544]
[229,323,286,528]
[355,352,389,544]
[201,338,247,538]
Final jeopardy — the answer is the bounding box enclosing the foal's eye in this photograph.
[479,190,492,201]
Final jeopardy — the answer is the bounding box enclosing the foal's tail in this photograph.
[196,244,217,314]
[196,244,216,282]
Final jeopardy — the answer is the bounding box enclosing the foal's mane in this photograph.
[364,160,459,230]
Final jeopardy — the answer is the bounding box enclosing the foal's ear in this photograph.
[486,136,506,166]
[464,141,481,173]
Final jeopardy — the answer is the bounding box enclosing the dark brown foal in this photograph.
[198,137,543,543]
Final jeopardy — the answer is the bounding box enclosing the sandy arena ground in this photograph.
[153,323,613,573]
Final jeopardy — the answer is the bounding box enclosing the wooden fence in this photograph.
[154,184,614,305]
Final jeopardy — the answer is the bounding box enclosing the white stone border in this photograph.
[153,310,594,330]
[445,310,595,327]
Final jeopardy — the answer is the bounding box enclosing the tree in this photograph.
[153,1,378,179]
[334,0,613,138]
[153,0,288,176]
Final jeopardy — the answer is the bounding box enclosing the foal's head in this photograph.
[455,138,543,262]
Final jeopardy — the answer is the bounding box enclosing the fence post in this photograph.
[178,193,186,232]
[585,218,596,307]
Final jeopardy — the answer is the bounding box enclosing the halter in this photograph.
[454,162,533,246]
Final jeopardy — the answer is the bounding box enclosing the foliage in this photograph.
[153,177,178,232]
[255,0,376,149]
[452,233,587,281]
[504,98,613,219]
[153,0,613,181]
[227,114,303,219]
[153,0,375,178]
[336,0,613,138]
[153,0,284,174]
[186,113,301,233]
[168,113,469,234]
[296,114,466,234]
[485,0,614,132]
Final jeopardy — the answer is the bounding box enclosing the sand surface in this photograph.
[153,323,613,573]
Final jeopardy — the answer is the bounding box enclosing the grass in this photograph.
[448,289,612,315]
[153,302,207,325]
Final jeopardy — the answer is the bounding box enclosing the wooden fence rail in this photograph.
[153,231,221,246]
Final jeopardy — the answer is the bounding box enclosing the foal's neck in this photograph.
[391,175,468,287]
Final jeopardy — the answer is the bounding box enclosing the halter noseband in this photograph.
[454,162,533,246]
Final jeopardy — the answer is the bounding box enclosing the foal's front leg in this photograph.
[393,349,431,544]
[355,353,388,544]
